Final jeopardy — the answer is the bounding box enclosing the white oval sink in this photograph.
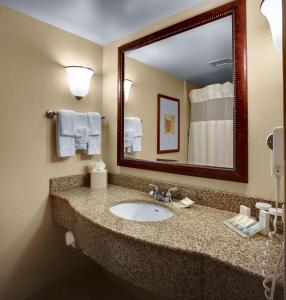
[109,201,173,222]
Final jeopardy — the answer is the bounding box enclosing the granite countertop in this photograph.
[51,184,284,287]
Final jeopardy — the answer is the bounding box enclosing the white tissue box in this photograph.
[90,170,107,189]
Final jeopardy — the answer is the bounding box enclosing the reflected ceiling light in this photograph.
[65,66,94,100]
[124,79,134,102]
[208,58,233,67]
[261,0,282,54]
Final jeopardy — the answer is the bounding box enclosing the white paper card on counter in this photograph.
[172,197,195,209]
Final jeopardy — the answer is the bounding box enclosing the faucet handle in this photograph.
[149,184,159,198]
[149,184,159,193]
[166,187,178,201]
[167,187,178,194]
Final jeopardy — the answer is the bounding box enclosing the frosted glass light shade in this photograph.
[261,0,282,54]
[65,66,94,100]
[124,79,133,102]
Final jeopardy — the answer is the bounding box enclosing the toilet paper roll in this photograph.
[65,231,76,248]
[91,170,108,189]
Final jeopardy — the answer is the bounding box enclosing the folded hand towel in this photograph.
[87,112,101,155]
[56,110,102,157]
[125,130,135,138]
[132,136,142,152]
[124,129,135,151]
[75,113,89,132]
[124,117,142,152]
[87,135,101,155]
[75,127,90,150]
[75,113,89,151]
[87,112,101,135]
[56,111,76,157]
[59,110,76,136]
[129,117,142,137]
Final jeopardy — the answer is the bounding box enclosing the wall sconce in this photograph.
[65,66,94,100]
[124,79,134,102]
[261,0,282,54]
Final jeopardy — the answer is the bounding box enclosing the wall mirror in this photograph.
[118,0,248,182]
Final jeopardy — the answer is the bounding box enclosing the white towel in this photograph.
[124,117,142,152]
[124,129,135,152]
[132,136,142,152]
[75,113,90,151]
[59,110,76,136]
[87,112,101,155]
[87,112,101,135]
[56,110,101,157]
[56,110,76,157]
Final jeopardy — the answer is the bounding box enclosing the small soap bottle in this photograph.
[255,202,272,236]
[259,210,270,236]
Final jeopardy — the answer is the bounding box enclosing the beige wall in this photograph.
[102,0,283,200]
[124,57,187,162]
[0,6,103,300]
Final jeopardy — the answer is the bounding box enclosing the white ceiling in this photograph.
[0,0,205,45]
[127,16,233,87]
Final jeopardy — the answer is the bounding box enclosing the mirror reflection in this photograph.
[124,15,234,168]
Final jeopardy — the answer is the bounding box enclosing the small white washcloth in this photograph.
[131,117,142,152]
[75,113,90,151]
[132,136,142,152]
[124,117,142,152]
[87,112,101,155]
[124,129,135,152]
[56,110,76,157]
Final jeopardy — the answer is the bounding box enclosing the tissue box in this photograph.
[90,170,107,189]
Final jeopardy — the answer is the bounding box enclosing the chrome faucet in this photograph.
[149,184,178,203]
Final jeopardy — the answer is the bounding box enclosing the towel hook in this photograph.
[46,109,57,119]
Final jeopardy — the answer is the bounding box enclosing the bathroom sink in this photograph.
[109,201,173,222]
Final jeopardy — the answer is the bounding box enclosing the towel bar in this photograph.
[45,109,105,120]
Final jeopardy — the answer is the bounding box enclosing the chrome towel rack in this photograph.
[45,109,105,120]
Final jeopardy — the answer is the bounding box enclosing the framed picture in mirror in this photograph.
[157,94,180,154]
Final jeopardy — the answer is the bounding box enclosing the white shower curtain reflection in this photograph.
[188,82,234,168]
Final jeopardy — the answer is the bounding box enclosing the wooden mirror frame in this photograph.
[117,0,248,183]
